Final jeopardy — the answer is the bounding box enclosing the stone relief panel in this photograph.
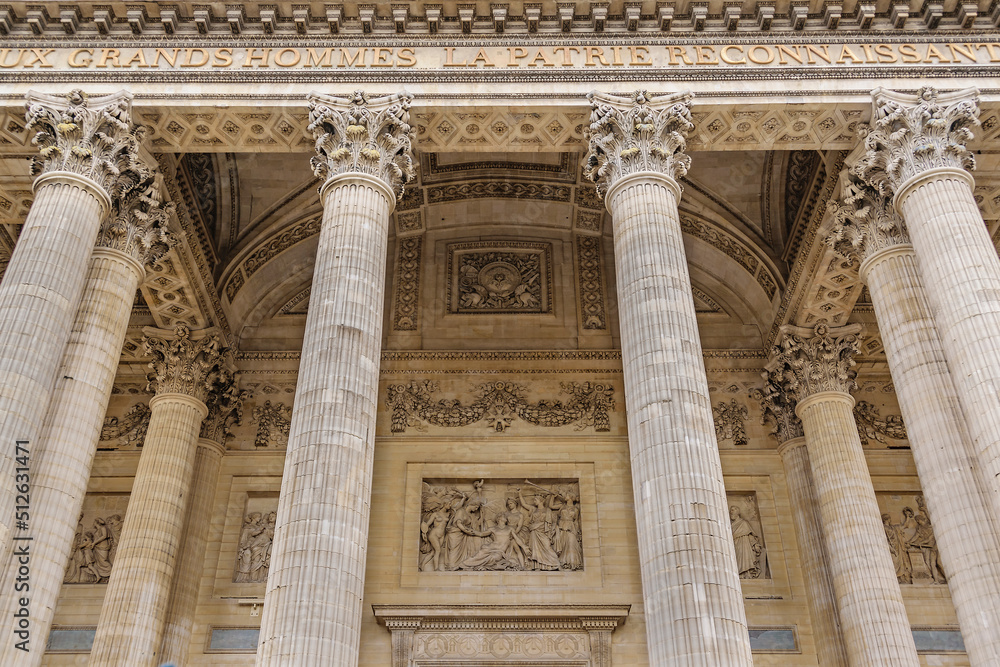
[728,492,769,580]
[386,380,614,434]
[98,402,150,450]
[393,236,423,331]
[713,399,749,447]
[447,241,552,314]
[575,235,607,330]
[419,479,582,573]
[414,631,588,662]
[232,497,279,584]
[251,400,292,449]
[878,493,946,585]
[64,494,129,584]
[855,400,907,447]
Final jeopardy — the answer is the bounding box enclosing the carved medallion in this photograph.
[447,241,552,314]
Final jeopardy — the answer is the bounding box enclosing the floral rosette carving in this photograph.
[767,323,862,402]
[143,325,233,404]
[583,90,694,197]
[854,86,979,189]
[307,90,415,198]
[25,89,150,199]
[827,172,909,264]
[200,376,250,443]
[752,374,804,443]
[97,174,178,267]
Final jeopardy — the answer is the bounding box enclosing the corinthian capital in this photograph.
[752,377,804,443]
[307,90,415,198]
[583,90,694,196]
[827,172,909,265]
[767,323,862,401]
[200,376,249,443]
[97,174,177,267]
[854,86,979,189]
[143,325,233,404]
[25,89,150,198]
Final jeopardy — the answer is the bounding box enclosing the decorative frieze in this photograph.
[419,479,582,572]
[855,400,907,446]
[879,494,946,585]
[856,86,980,189]
[447,241,552,314]
[99,403,151,449]
[143,324,233,403]
[307,90,415,197]
[393,236,422,330]
[575,235,606,329]
[728,493,769,579]
[767,323,862,401]
[828,172,909,263]
[386,380,614,433]
[25,89,149,197]
[584,89,693,195]
[426,181,571,203]
[251,400,292,448]
[713,399,749,447]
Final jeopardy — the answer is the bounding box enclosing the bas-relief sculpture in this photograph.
[387,380,614,433]
[233,510,277,584]
[728,493,769,580]
[879,494,946,585]
[419,479,583,572]
[448,242,551,314]
[64,495,130,584]
[854,400,908,447]
[98,402,151,449]
[251,400,292,449]
[713,399,749,447]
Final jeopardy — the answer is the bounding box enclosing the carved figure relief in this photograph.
[233,510,277,584]
[387,381,614,433]
[419,479,582,572]
[728,493,769,579]
[854,400,907,447]
[64,495,129,584]
[878,493,946,585]
[447,242,552,314]
[251,400,292,448]
[99,402,150,449]
[713,399,749,447]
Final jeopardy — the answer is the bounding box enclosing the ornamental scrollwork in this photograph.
[25,89,149,199]
[143,324,233,404]
[583,90,694,196]
[827,172,909,264]
[99,403,151,449]
[854,86,979,189]
[767,323,862,401]
[386,381,614,433]
[97,174,177,267]
[307,90,415,198]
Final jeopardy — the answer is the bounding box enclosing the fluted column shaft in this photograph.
[88,392,206,667]
[796,390,918,666]
[861,244,1000,664]
[776,438,848,667]
[256,174,394,666]
[607,171,751,666]
[894,172,1000,523]
[159,438,227,666]
[0,174,109,554]
[0,247,142,667]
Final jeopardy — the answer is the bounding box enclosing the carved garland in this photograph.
[386,381,615,433]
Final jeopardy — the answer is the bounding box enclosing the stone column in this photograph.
[0,90,147,556]
[256,91,414,666]
[0,181,173,667]
[159,382,246,667]
[89,326,232,667]
[757,384,848,667]
[769,325,919,666]
[826,174,1000,665]
[583,90,752,666]
[856,86,1000,525]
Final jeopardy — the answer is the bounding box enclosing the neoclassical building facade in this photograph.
[0,1,997,666]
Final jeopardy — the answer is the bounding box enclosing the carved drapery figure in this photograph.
[65,513,123,584]
[233,511,276,584]
[730,506,763,579]
[881,497,946,585]
[418,480,583,573]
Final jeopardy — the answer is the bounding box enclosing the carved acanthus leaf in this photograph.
[200,376,250,443]
[307,90,415,197]
[827,172,909,264]
[583,90,694,197]
[854,86,979,189]
[143,325,232,403]
[98,174,178,266]
[768,323,862,401]
[25,89,150,199]
[753,378,804,443]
